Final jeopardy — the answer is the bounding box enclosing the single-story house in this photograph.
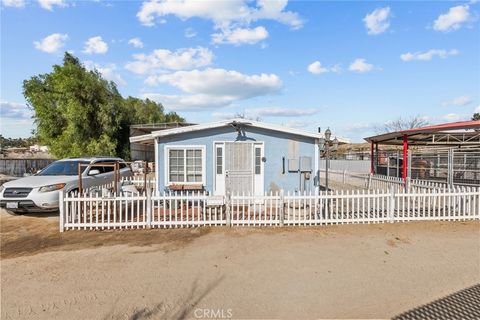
[130,119,344,195]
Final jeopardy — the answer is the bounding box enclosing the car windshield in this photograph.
[37,160,90,176]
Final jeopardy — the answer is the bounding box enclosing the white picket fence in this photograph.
[322,169,455,192]
[59,187,480,231]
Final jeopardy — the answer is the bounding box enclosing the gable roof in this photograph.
[130,118,349,144]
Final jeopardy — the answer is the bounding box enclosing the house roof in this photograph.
[364,120,480,146]
[130,118,350,145]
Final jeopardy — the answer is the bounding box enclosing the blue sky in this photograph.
[1,0,479,141]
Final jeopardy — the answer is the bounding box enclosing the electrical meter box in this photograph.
[288,158,299,172]
[299,156,312,172]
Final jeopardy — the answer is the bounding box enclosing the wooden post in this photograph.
[113,162,118,195]
[279,189,285,227]
[367,174,372,190]
[78,163,83,195]
[59,190,65,232]
[146,187,152,228]
[226,191,231,227]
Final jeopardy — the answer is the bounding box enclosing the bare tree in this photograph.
[375,115,429,133]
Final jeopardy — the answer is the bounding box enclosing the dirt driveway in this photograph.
[1,209,479,319]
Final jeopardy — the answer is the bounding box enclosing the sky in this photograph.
[1,0,479,142]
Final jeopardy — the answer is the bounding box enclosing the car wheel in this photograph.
[68,188,79,196]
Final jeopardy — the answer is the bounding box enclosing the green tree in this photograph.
[473,113,480,121]
[23,53,183,159]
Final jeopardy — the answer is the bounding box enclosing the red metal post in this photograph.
[402,135,408,181]
[370,141,375,174]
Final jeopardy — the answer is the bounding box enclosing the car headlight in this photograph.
[38,183,66,193]
[0,185,4,193]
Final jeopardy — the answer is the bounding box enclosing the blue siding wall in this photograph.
[157,126,318,193]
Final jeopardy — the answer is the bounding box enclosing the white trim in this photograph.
[147,118,349,142]
[314,140,319,195]
[213,142,225,195]
[154,138,159,192]
[253,142,265,196]
[130,133,154,144]
[164,145,206,186]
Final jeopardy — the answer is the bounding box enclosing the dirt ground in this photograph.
[1,209,479,320]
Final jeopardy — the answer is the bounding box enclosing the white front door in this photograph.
[214,142,264,196]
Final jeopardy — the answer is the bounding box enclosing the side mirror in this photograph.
[89,169,101,176]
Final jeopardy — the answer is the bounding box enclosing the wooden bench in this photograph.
[168,184,204,192]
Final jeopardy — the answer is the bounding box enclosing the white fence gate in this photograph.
[59,187,479,231]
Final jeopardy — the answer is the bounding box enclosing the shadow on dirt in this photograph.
[393,283,480,320]
[101,276,224,320]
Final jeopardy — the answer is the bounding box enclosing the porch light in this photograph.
[318,138,325,151]
[325,128,331,141]
[332,137,339,151]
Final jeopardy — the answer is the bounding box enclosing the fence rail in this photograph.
[321,169,469,192]
[59,187,479,231]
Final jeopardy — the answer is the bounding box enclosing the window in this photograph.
[167,147,204,184]
[216,147,223,174]
[255,147,261,175]
[37,160,89,176]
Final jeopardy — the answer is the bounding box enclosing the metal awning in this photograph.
[364,120,480,179]
[364,120,480,146]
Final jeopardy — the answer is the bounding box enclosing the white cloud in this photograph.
[143,68,282,111]
[184,28,197,38]
[125,47,213,74]
[128,37,144,48]
[475,105,480,113]
[307,61,340,74]
[244,107,319,117]
[442,113,463,121]
[0,101,32,119]
[433,5,470,32]
[443,95,473,107]
[212,26,268,45]
[84,61,126,86]
[33,33,68,53]
[146,68,282,98]
[37,0,66,10]
[83,36,109,54]
[136,0,302,47]
[363,7,391,35]
[1,0,25,8]
[137,0,303,29]
[143,93,234,111]
[285,119,316,129]
[400,49,459,61]
[348,58,374,73]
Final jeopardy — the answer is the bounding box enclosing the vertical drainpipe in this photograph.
[370,141,375,174]
[402,135,408,182]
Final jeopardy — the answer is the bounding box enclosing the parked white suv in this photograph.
[0,157,132,214]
